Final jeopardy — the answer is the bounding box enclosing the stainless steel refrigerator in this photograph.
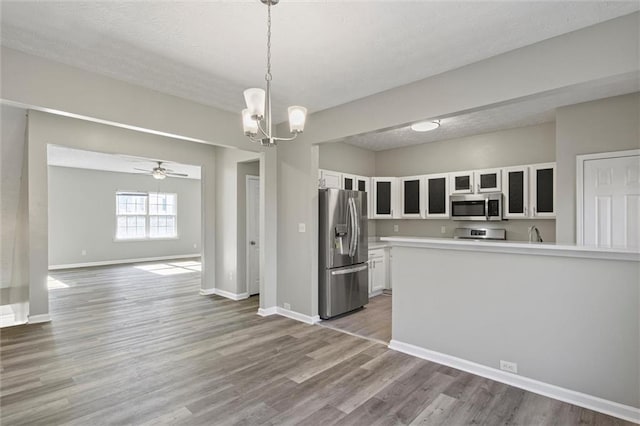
[319,188,368,320]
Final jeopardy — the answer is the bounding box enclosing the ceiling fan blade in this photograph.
[133,168,152,172]
[166,172,189,177]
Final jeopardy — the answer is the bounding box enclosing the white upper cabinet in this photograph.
[530,162,556,218]
[503,166,529,218]
[318,169,342,189]
[372,177,400,219]
[424,173,449,218]
[400,176,424,218]
[342,173,356,190]
[474,168,502,193]
[450,171,474,194]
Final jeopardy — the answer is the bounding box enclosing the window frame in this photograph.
[114,191,179,241]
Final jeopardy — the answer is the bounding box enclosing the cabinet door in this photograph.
[425,173,449,218]
[355,176,371,218]
[372,178,399,219]
[474,168,502,193]
[343,174,355,190]
[531,163,556,218]
[450,171,474,194]
[371,257,386,294]
[319,170,342,189]
[400,176,424,218]
[503,166,529,218]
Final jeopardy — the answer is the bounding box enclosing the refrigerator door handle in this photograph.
[331,264,368,275]
[353,197,359,256]
[349,198,358,257]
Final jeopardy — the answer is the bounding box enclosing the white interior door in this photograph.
[246,176,260,295]
[582,153,640,248]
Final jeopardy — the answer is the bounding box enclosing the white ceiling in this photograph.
[47,145,202,179]
[1,1,638,150]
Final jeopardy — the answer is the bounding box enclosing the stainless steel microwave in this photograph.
[450,193,503,221]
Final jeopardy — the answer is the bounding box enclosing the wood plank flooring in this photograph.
[319,293,392,344]
[1,260,633,425]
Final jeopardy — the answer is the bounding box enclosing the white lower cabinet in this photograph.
[368,248,387,296]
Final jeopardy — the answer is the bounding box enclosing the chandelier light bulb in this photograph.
[243,88,266,119]
[288,106,307,133]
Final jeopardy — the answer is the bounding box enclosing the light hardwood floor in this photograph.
[1,260,632,425]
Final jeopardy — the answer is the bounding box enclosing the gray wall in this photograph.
[391,245,639,408]
[48,166,201,266]
[236,160,260,295]
[556,93,640,244]
[375,123,555,176]
[319,141,376,176]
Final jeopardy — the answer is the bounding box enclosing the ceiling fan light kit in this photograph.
[242,0,307,147]
[134,161,189,179]
[411,120,441,132]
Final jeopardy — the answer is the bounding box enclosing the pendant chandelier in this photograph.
[242,0,307,147]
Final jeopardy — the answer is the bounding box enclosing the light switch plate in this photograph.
[298,223,306,233]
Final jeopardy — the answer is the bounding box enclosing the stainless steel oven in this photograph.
[450,192,503,221]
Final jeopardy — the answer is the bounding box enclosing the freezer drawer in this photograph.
[319,263,369,320]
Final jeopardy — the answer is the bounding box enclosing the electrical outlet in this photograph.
[500,360,518,374]
[81,250,87,256]
[228,272,233,281]
[193,243,197,249]
[441,226,446,234]
[393,224,399,232]
[283,303,291,310]
[298,223,306,233]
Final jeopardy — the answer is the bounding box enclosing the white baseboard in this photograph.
[257,307,277,317]
[48,254,201,270]
[27,314,52,324]
[200,288,249,301]
[388,340,640,424]
[256,306,319,325]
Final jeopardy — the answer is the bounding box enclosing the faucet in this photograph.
[528,225,543,243]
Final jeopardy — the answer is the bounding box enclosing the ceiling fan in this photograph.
[134,161,188,180]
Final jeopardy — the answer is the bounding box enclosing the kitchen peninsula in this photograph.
[381,236,640,421]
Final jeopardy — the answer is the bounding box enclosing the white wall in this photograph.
[391,245,639,410]
[215,148,260,296]
[48,166,201,267]
[556,93,640,244]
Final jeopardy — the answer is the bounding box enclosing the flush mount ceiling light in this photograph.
[411,120,441,132]
[242,0,307,147]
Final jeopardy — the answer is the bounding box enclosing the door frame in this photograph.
[576,149,640,245]
[245,174,260,295]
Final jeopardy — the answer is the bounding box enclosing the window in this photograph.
[116,192,177,240]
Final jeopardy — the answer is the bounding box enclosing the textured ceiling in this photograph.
[47,145,202,179]
[2,1,638,126]
[342,73,640,151]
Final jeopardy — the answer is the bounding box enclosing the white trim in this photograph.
[28,314,52,324]
[257,307,277,317]
[275,307,320,325]
[48,253,200,270]
[388,340,640,424]
[576,149,640,245]
[246,175,260,296]
[256,306,320,325]
[200,288,249,301]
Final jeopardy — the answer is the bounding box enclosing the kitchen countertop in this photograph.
[380,236,640,262]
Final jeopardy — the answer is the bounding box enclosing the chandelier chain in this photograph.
[265,1,272,82]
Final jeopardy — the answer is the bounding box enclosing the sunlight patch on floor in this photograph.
[134,260,202,276]
[47,276,69,289]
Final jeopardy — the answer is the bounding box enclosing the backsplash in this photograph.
[373,219,556,242]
